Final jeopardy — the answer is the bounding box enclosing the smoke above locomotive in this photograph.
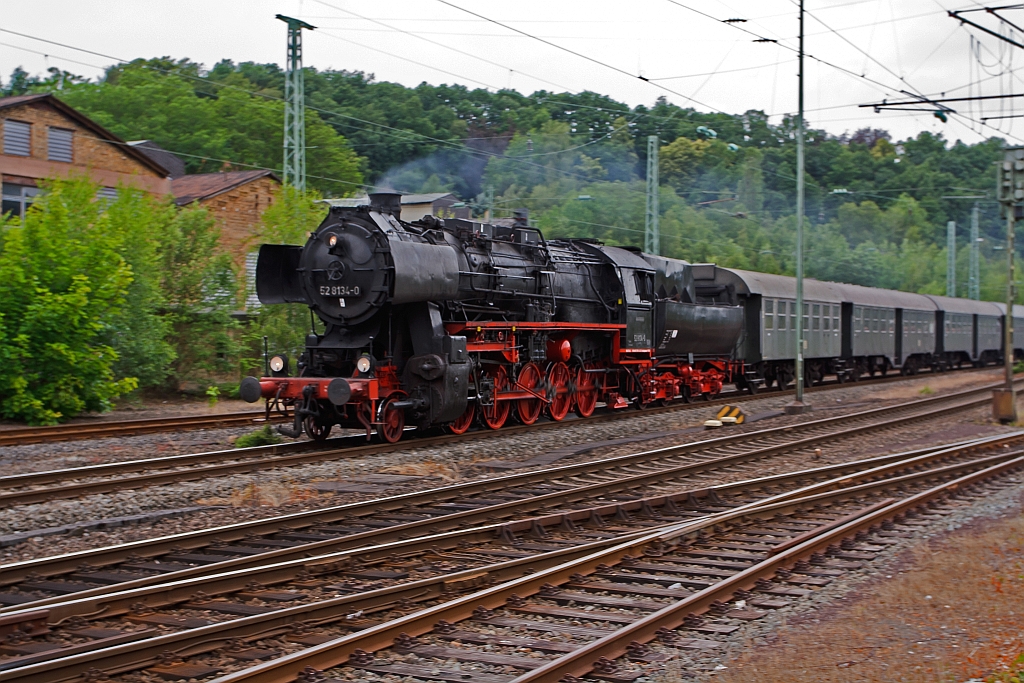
[241,192,747,442]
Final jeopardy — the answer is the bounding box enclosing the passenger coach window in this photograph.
[764,300,774,329]
[778,302,787,330]
[812,304,820,330]
[790,302,797,329]
[834,306,841,330]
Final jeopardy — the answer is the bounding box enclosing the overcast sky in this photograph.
[2,0,1022,146]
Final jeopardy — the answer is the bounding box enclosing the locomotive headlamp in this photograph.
[270,355,286,373]
[356,354,372,374]
[327,234,338,248]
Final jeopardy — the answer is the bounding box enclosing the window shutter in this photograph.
[245,251,261,311]
[48,127,73,162]
[4,120,30,156]
[96,187,118,202]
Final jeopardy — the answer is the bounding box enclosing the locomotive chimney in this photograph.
[369,192,402,217]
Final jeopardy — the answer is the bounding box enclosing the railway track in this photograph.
[0,382,1010,607]
[0,411,282,448]
[0,372,1008,509]
[0,432,1020,682]
[0,365,994,451]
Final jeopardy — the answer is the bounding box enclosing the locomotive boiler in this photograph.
[240,193,747,442]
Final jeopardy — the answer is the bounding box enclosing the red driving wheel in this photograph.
[449,401,475,435]
[516,362,544,425]
[481,365,511,430]
[546,362,571,421]
[574,363,599,418]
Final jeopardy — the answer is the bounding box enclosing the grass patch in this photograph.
[197,480,316,507]
[235,424,282,448]
[918,385,935,395]
[987,653,1024,682]
[380,459,460,481]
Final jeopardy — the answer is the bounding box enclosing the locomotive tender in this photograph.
[241,192,1024,442]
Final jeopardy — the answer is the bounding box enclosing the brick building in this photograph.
[0,93,170,216]
[170,170,281,266]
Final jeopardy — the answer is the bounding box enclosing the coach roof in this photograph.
[925,294,1003,316]
[716,268,842,303]
[830,282,937,310]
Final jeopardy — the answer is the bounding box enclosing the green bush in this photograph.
[0,178,139,423]
[235,424,282,448]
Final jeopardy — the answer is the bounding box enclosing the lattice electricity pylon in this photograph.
[947,221,957,296]
[969,204,981,300]
[645,135,660,255]
[277,14,316,191]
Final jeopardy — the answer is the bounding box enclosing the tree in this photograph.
[0,178,138,424]
[245,187,327,368]
[159,206,241,386]
[50,60,364,196]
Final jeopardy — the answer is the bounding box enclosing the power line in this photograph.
[314,29,501,90]
[310,0,576,92]
[434,0,729,115]
[0,27,648,194]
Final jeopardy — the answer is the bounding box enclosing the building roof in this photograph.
[171,170,279,206]
[128,140,186,178]
[0,93,170,178]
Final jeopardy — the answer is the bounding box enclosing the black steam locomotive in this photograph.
[239,193,747,442]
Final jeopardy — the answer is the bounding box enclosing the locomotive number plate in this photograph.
[320,285,361,296]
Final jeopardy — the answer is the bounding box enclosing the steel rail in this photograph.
[195,450,1024,683]
[3,438,1021,683]
[509,456,1024,682]
[0,383,1004,586]
[3,432,1012,618]
[0,376,1010,512]
[0,368,998,501]
[0,411,281,447]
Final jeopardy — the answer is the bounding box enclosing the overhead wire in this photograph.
[0,27,655,194]
[434,0,730,115]
[669,0,1024,142]
[314,30,500,90]
[309,0,576,92]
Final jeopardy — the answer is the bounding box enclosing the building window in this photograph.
[2,182,40,217]
[4,120,31,156]
[48,127,73,162]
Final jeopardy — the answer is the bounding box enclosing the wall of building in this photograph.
[199,175,279,266]
[0,101,170,195]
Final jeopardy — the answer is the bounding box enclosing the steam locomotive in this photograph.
[241,192,1023,442]
[239,193,748,442]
